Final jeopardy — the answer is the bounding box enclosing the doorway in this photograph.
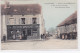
[27,29,31,36]
[22,31,27,40]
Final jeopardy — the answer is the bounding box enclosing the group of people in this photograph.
[41,34,46,39]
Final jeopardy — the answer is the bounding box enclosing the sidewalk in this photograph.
[1,39,47,43]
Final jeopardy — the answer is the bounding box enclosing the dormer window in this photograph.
[4,2,10,8]
[27,8,30,11]
[14,9,17,12]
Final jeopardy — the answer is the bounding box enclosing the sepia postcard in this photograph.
[0,0,77,50]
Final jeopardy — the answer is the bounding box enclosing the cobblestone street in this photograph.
[1,37,77,50]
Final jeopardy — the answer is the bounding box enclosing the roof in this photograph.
[1,4,41,15]
[57,11,77,27]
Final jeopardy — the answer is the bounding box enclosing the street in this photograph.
[1,37,77,50]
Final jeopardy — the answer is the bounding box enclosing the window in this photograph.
[32,18,37,24]
[9,18,14,25]
[21,18,25,24]
[33,28,37,31]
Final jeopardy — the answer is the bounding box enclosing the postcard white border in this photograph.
[0,0,80,53]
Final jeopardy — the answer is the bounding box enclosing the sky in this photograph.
[1,0,77,31]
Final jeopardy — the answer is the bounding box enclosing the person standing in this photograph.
[13,34,15,40]
[3,35,6,42]
[43,34,45,39]
[41,34,43,39]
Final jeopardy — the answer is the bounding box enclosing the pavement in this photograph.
[1,37,77,50]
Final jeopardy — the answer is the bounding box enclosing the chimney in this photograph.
[4,1,10,8]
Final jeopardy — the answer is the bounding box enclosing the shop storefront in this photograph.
[7,24,40,40]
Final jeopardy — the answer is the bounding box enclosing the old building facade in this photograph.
[56,11,77,39]
[1,2,45,40]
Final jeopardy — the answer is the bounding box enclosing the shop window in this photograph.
[33,28,37,32]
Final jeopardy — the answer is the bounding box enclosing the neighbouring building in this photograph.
[1,2,45,40]
[56,11,77,39]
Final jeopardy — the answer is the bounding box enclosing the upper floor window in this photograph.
[9,18,14,25]
[21,18,25,24]
[32,18,37,24]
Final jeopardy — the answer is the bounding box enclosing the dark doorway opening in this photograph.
[27,29,31,36]
[22,31,27,40]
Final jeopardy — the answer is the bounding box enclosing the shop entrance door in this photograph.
[27,29,31,36]
[22,30,27,40]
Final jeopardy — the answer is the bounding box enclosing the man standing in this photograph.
[3,35,6,42]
